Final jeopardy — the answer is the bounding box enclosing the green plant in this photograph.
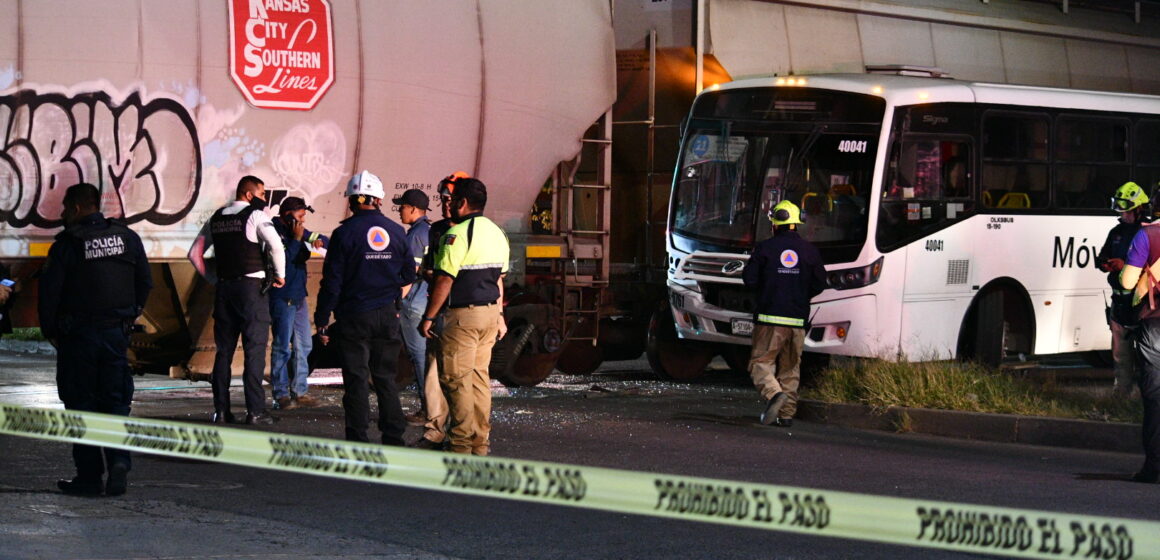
[4,327,45,341]
[805,358,1143,424]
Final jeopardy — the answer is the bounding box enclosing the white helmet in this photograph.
[346,170,385,200]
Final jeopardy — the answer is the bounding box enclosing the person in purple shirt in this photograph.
[1119,210,1160,483]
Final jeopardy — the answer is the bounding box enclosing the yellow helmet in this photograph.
[1111,181,1149,212]
[769,200,803,226]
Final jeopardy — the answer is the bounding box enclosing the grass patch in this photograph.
[805,358,1143,424]
[4,327,45,341]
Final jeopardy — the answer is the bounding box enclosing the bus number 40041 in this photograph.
[838,140,868,153]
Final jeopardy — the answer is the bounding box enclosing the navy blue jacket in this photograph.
[39,213,152,338]
[269,218,328,302]
[742,229,827,327]
[315,208,416,325]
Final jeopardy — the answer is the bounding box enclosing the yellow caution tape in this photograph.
[0,403,1152,560]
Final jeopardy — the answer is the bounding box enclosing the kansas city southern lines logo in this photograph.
[229,0,335,110]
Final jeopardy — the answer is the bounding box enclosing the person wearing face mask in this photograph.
[419,177,509,455]
[39,183,152,496]
[268,196,328,411]
[188,175,286,425]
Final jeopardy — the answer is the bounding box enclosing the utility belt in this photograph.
[448,300,499,310]
[1108,290,1139,327]
[218,275,262,283]
[59,310,137,336]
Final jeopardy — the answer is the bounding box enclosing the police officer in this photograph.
[188,175,286,425]
[409,172,469,450]
[742,200,827,427]
[393,188,433,420]
[315,170,416,445]
[419,177,508,455]
[1097,182,1151,399]
[1119,207,1160,483]
[39,183,152,496]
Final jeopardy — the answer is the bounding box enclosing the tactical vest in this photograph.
[66,220,138,314]
[210,206,264,280]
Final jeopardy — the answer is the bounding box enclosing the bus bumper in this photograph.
[669,283,877,357]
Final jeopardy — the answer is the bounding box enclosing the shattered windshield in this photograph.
[672,88,884,262]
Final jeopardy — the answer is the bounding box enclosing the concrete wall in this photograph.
[699,0,1160,94]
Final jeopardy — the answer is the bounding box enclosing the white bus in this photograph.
[658,71,1160,374]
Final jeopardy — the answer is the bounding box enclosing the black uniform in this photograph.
[39,212,152,484]
[316,208,416,444]
[209,205,272,418]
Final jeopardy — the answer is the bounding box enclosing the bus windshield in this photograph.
[672,88,884,263]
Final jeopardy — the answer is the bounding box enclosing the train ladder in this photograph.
[554,110,612,347]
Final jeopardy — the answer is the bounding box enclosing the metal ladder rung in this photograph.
[581,138,612,144]
[565,229,608,235]
[563,184,611,190]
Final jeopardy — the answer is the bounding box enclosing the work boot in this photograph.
[274,396,297,410]
[58,477,103,496]
[293,394,319,407]
[773,418,794,428]
[761,393,788,425]
[211,410,237,424]
[105,463,129,497]
[245,413,277,425]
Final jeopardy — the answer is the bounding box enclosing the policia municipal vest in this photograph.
[63,220,140,316]
[210,206,264,280]
[437,214,509,308]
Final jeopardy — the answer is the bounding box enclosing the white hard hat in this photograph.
[346,170,385,200]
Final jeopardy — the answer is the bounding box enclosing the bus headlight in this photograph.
[827,257,884,290]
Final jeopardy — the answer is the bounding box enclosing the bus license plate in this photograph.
[731,318,754,336]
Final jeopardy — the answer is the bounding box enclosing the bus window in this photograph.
[982,113,1049,209]
[877,138,974,251]
[1136,120,1160,202]
[672,133,762,247]
[1054,116,1130,209]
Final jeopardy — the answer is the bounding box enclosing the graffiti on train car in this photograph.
[0,88,201,228]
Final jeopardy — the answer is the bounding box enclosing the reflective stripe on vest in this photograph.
[756,314,805,327]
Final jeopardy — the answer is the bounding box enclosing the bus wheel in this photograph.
[960,286,1033,368]
[646,307,714,380]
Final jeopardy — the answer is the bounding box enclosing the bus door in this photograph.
[881,136,976,357]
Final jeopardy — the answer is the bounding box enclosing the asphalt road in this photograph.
[0,351,1154,559]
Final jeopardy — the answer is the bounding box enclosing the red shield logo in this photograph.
[228,0,335,110]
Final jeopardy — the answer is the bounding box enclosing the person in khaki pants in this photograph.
[410,173,470,449]
[419,177,508,455]
[742,200,827,428]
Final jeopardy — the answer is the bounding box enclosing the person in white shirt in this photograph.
[188,175,285,425]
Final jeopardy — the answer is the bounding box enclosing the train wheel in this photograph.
[646,307,714,380]
[557,318,604,376]
[493,321,560,387]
